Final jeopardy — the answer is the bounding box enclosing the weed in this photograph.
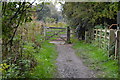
[28,41,58,78]
[72,40,118,78]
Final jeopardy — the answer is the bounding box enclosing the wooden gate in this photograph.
[43,26,67,41]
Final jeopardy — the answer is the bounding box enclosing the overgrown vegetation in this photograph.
[1,1,60,78]
[2,2,37,78]
[63,3,119,78]
[2,1,119,79]
[1,21,58,79]
[36,3,63,23]
[28,41,57,78]
[62,2,119,40]
[72,40,118,78]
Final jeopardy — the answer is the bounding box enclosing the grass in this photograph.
[28,41,58,78]
[18,21,58,78]
[72,40,118,78]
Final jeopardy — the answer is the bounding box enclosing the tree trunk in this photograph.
[80,27,85,40]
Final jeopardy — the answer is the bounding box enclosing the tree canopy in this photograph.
[36,3,62,23]
[2,2,34,46]
[62,2,119,40]
[62,2,119,29]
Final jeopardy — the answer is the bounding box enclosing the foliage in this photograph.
[2,2,37,63]
[2,1,58,79]
[94,25,105,29]
[27,41,57,78]
[2,2,33,44]
[36,3,62,23]
[62,2,119,39]
[1,40,37,79]
[63,2,119,27]
[1,17,59,78]
[45,17,56,23]
[1,60,31,78]
[2,5,43,77]
[2,2,37,78]
[36,3,51,21]
[72,40,118,78]
[51,13,59,23]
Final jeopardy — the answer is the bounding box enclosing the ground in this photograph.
[50,34,96,78]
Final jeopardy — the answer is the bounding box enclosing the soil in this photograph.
[50,38,96,78]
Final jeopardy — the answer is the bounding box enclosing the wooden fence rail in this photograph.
[43,26,67,41]
[85,28,120,59]
[94,29,110,49]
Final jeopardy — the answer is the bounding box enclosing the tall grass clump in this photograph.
[72,40,118,78]
[28,41,58,78]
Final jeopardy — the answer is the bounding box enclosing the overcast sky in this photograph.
[31,0,65,11]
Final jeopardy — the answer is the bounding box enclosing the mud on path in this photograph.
[50,39,96,78]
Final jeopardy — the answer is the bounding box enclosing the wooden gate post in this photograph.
[104,28,107,49]
[118,30,120,80]
[90,28,94,43]
[116,30,120,58]
[85,31,88,43]
[109,30,116,57]
[85,28,93,43]
[99,29,102,48]
[66,26,71,44]
[91,28,94,40]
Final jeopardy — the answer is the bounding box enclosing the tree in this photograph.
[62,2,119,40]
[2,2,34,46]
[36,3,51,22]
[36,2,61,23]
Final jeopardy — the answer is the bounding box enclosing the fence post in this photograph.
[104,28,107,40]
[116,30,120,59]
[95,29,98,43]
[109,30,116,57]
[104,28,107,49]
[85,28,93,43]
[99,29,102,48]
[85,31,88,43]
[91,28,94,41]
[66,26,71,44]
[117,30,120,79]
[89,28,94,43]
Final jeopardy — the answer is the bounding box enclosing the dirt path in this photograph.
[50,40,95,78]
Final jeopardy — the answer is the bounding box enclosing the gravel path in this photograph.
[50,33,95,78]
[50,40,95,78]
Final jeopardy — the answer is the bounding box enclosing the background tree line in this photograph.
[36,3,63,23]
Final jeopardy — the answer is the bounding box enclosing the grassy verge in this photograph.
[72,40,118,78]
[27,41,58,78]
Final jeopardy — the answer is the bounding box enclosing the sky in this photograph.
[31,0,65,11]
[55,3,62,11]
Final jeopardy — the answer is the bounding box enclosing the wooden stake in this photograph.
[109,30,115,57]
[66,26,71,44]
[116,30,120,58]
